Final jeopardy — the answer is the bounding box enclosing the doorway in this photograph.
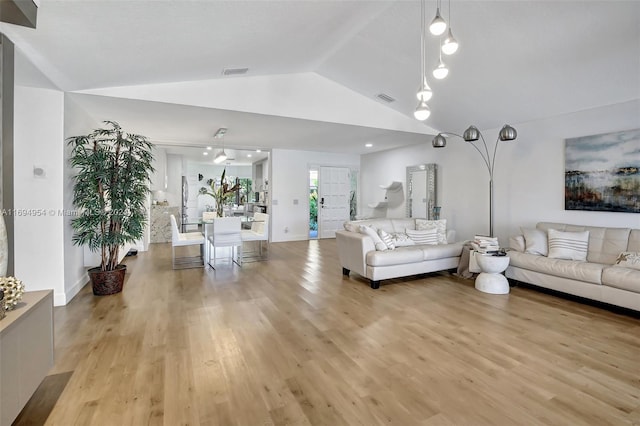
[309,168,318,239]
[317,166,351,239]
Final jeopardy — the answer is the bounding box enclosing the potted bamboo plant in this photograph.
[68,121,154,295]
[199,168,240,217]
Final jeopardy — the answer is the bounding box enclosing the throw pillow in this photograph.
[359,225,387,251]
[405,227,438,245]
[613,252,640,270]
[377,229,396,250]
[391,232,415,247]
[547,229,589,261]
[415,219,447,244]
[521,227,548,256]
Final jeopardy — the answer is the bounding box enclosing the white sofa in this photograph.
[336,218,463,289]
[506,222,640,312]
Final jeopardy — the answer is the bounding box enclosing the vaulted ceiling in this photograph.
[3,0,639,155]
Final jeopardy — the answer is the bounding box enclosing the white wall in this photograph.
[13,86,66,304]
[63,94,100,302]
[270,149,360,242]
[360,100,640,246]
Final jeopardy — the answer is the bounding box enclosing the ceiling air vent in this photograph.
[222,67,249,76]
[376,93,395,103]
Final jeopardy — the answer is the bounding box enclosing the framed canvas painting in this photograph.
[565,128,640,213]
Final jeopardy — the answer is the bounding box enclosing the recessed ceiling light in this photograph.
[206,146,212,150]
[247,154,252,158]
[203,152,208,156]
[365,143,373,148]
[256,149,261,153]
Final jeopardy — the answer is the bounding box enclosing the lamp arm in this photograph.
[469,140,492,177]
[478,132,493,178]
[490,136,501,178]
[445,132,492,175]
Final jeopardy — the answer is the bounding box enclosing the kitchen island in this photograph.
[150,205,180,243]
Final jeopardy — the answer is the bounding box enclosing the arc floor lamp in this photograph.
[432,124,517,237]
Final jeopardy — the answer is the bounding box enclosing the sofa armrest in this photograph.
[509,235,525,252]
[336,230,374,277]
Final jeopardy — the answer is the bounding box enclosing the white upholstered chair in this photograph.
[170,214,205,269]
[241,212,269,262]
[208,217,242,268]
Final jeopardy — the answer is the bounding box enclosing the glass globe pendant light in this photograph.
[432,45,449,80]
[414,100,431,121]
[442,28,458,55]
[416,77,432,102]
[441,0,458,55]
[429,0,447,36]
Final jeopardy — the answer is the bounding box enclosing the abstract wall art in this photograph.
[565,128,640,213]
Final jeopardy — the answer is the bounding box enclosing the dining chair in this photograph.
[170,214,205,269]
[241,212,269,262]
[208,217,242,268]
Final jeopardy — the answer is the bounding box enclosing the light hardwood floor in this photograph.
[22,240,640,425]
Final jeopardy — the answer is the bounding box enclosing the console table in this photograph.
[0,290,54,425]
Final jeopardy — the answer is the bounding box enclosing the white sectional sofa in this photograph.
[336,218,463,289]
[506,222,640,312]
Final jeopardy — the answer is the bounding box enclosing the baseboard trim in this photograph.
[56,275,88,306]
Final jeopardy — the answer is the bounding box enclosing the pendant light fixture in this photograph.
[433,42,449,79]
[414,100,431,121]
[429,0,447,36]
[415,0,432,121]
[416,76,433,102]
[441,0,458,55]
[213,128,228,164]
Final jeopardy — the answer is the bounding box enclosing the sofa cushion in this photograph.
[366,246,425,266]
[522,227,548,256]
[613,252,640,270]
[415,219,447,243]
[406,228,438,245]
[547,229,589,261]
[509,235,525,252]
[537,222,630,264]
[420,242,463,260]
[345,218,417,234]
[602,266,640,293]
[628,230,640,252]
[508,251,604,284]
[359,225,387,251]
[366,243,463,267]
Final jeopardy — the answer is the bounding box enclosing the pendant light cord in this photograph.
[420,0,425,83]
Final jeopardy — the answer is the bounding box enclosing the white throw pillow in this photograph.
[391,232,415,247]
[406,227,438,245]
[360,225,387,251]
[614,252,640,270]
[547,229,589,261]
[415,219,447,244]
[377,229,396,250]
[521,227,548,256]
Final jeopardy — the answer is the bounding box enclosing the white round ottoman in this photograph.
[475,254,510,294]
